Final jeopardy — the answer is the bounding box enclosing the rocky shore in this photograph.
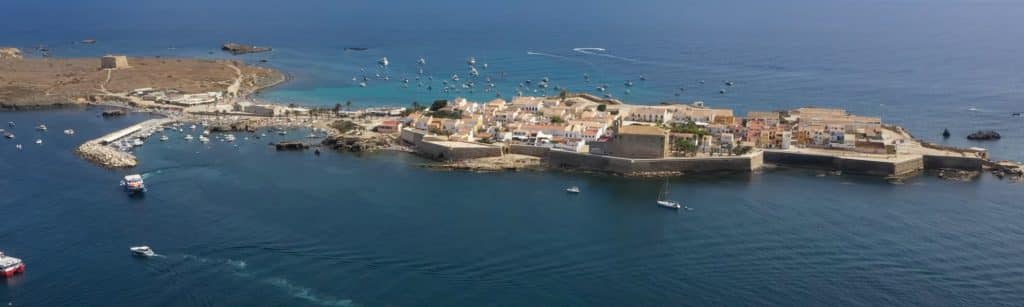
[421,154,544,172]
[76,141,137,168]
[222,43,272,55]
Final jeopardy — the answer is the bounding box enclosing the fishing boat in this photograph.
[129,246,155,257]
[656,179,682,209]
[566,186,581,193]
[1,251,26,277]
[120,174,146,194]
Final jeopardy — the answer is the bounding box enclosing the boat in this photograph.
[132,139,144,147]
[129,246,155,257]
[1,251,26,277]
[36,124,47,131]
[307,133,318,138]
[656,179,682,209]
[15,144,22,150]
[189,124,197,130]
[566,186,581,193]
[278,130,288,136]
[467,57,476,66]
[199,136,210,143]
[34,139,42,145]
[377,57,389,68]
[3,132,13,139]
[184,134,194,141]
[224,134,236,142]
[63,129,75,135]
[120,174,147,193]
[7,121,13,128]
[417,57,426,66]
[159,135,169,141]
[202,130,211,136]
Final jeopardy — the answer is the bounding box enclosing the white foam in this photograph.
[264,277,356,307]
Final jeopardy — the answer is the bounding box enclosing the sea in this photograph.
[2,0,1024,306]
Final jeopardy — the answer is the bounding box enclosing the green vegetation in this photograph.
[732,145,753,155]
[667,121,707,136]
[430,110,463,119]
[597,104,607,112]
[401,101,427,116]
[429,99,448,111]
[330,120,363,134]
[674,139,698,154]
[550,116,565,124]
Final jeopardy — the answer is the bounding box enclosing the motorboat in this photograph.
[120,174,147,193]
[34,139,42,145]
[377,57,389,68]
[199,135,210,143]
[130,246,155,257]
[566,186,581,193]
[132,139,144,147]
[1,251,26,277]
[656,179,682,209]
[15,144,22,150]
[36,124,47,131]
[159,135,169,141]
[184,134,194,141]
[4,132,15,139]
[64,129,75,135]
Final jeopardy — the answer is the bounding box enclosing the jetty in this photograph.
[77,118,175,168]
[97,118,174,145]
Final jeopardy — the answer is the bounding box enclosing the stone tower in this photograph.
[100,55,130,69]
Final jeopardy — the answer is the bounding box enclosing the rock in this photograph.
[0,47,23,60]
[76,142,137,168]
[942,128,950,139]
[222,43,272,55]
[322,134,392,152]
[967,130,1000,140]
[274,141,310,151]
[101,109,127,117]
[937,168,979,181]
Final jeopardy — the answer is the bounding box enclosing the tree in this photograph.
[559,90,568,99]
[334,103,342,113]
[550,116,565,124]
[429,99,448,111]
[597,104,607,112]
[674,139,698,155]
[345,100,352,109]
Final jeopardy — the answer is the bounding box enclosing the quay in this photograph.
[97,118,175,145]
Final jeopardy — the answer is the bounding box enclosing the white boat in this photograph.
[657,179,682,209]
[63,129,75,135]
[1,251,27,277]
[202,130,210,136]
[467,57,476,66]
[278,130,287,136]
[36,124,47,131]
[15,144,22,150]
[132,139,144,147]
[199,136,210,143]
[417,57,427,66]
[307,133,318,138]
[189,124,197,130]
[184,134,194,141]
[224,134,236,142]
[159,135,169,141]
[130,246,155,257]
[120,174,146,193]
[34,139,42,145]
[377,57,389,68]
[566,186,581,193]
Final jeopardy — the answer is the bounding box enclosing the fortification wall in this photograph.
[764,151,923,177]
[546,150,761,174]
[416,140,502,161]
[399,128,425,145]
[922,155,983,171]
[509,144,551,157]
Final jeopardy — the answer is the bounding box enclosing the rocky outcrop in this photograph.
[209,121,258,133]
[0,47,22,60]
[101,109,127,117]
[322,134,393,152]
[967,130,1001,140]
[274,141,310,151]
[222,43,271,55]
[76,142,137,168]
[937,168,979,181]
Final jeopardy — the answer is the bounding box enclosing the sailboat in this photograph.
[656,179,682,209]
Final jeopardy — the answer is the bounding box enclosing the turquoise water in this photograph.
[3,0,1024,305]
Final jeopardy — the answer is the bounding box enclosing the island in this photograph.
[221,43,272,55]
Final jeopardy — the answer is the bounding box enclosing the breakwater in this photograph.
[763,150,924,177]
[545,150,763,176]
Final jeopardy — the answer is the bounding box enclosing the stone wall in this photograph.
[763,151,924,177]
[416,140,502,161]
[509,144,551,157]
[922,155,983,171]
[546,150,762,174]
[400,128,425,145]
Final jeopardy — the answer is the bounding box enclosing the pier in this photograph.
[97,118,174,145]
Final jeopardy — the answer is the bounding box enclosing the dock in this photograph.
[97,118,174,145]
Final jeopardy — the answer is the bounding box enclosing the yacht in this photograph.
[566,186,581,193]
[184,134,194,141]
[656,179,682,209]
[130,246,155,257]
[120,174,146,194]
[189,124,197,130]
[159,135,169,141]
[202,130,211,136]
[4,132,14,139]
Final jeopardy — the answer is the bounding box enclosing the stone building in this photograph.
[599,123,670,159]
[100,55,130,69]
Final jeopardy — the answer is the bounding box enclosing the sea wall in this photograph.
[416,140,502,161]
[764,151,923,177]
[400,128,425,145]
[509,144,551,157]
[922,155,983,171]
[546,150,762,175]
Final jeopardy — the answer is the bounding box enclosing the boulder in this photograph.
[274,141,310,151]
[967,130,1001,140]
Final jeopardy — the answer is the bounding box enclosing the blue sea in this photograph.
[3,0,1024,306]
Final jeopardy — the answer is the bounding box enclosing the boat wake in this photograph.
[526,51,570,59]
[180,254,353,306]
[572,47,639,62]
